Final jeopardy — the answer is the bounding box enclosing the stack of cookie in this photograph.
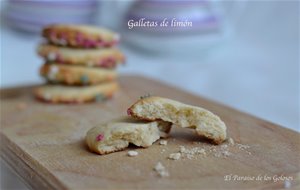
[34,24,125,103]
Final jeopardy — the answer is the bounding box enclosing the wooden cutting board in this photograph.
[1,75,299,190]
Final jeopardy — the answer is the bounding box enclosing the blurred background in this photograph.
[0,0,299,189]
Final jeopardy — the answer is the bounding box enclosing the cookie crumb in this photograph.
[198,149,206,155]
[213,151,231,158]
[228,138,235,145]
[223,151,231,156]
[154,162,169,177]
[168,153,181,160]
[186,154,194,159]
[171,140,252,160]
[178,146,207,159]
[236,143,250,150]
[127,150,138,157]
[159,140,168,145]
[179,146,186,153]
[96,134,104,141]
[180,146,206,155]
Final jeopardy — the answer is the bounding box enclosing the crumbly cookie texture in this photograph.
[127,96,227,144]
[153,162,169,177]
[34,81,118,103]
[37,44,125,68]
[40,63,117,85]
[168,153,181,160]
[86,117,172,155]
[159,140,168,145]
[42,24,120,48]
[127,150,139,157]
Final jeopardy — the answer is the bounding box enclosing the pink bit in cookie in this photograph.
[96,134,104,141]
[56,54,63,62]
[75,33,84,44]
[83,39,95,48]
[127,108,133,116]
[96,40,105,47]
[98,57,116,68]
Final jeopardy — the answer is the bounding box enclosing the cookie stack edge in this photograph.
[34,24,125,103]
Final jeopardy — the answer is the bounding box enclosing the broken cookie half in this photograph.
[86,117,172,155]
[127,96,227,144]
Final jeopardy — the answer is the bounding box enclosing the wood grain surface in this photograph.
[1,75,299,190]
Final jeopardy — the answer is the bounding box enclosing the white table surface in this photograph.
[0,1,299,189]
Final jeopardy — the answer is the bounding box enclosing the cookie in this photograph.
[34,81,119,103]
[42,24,120,48]
[86,117,172,155]
[40,63,117,85]
[37,44,125,68]
[127,96,227,144]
